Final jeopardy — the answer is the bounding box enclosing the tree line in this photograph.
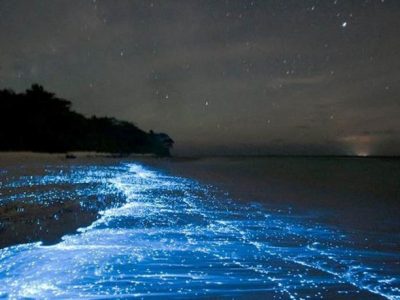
[0,84,173,156]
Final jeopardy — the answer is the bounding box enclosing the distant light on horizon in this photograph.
[355,150,370,157]
[339,134,375,157]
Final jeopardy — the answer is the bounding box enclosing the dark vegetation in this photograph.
[0,84,174,156]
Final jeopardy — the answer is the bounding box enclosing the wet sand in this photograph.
[0,152,130,248]
[0,200,97,248]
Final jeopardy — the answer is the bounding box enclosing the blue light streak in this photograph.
[0,163,399,299]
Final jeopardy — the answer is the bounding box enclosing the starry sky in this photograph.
[0,0,399,156]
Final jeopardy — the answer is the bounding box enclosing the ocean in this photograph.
[0,154,399,299]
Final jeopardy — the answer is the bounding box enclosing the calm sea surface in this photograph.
[0,156,399,299]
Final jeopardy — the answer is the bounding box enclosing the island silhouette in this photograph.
[0,84,173,156]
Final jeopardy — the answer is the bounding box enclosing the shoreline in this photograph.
[1,151,399,159]
[1,154,399,249]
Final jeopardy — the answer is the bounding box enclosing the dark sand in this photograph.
[0,152,129,248]
[0,200,97,248]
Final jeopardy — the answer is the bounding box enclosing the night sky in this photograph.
[1,0,399,156]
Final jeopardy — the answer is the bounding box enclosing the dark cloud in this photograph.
[0,0,399,155]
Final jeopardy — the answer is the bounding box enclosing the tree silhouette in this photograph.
[0,84,173,156]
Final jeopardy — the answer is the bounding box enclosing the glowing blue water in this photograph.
[0,163,399,299]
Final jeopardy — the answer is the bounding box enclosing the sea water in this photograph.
[0,159,399,299]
